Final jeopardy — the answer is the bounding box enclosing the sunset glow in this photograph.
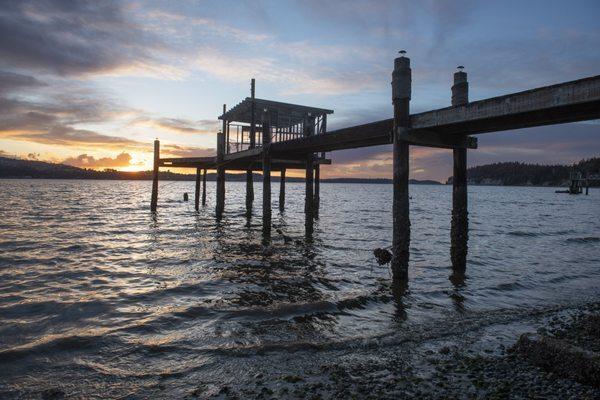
[1,1,598,181]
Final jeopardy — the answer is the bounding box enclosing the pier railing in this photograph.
[225,115,327,154]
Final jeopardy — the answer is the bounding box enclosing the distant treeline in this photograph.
[446,157,600,186]
[0,156,439,184]
[2,155,598,186]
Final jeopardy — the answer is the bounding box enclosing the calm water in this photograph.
[0,179,599,397]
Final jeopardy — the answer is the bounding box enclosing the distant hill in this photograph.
[446,157,600,186]
[0,156,440,184]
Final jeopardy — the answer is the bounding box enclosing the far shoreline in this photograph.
[0,176,582,189]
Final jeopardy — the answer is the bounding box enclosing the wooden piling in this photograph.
[279,168,286,212]
[216,104,226,219]
[262,120,271,235]
[202,168,207,206]
[451,148,468,269]
[194,167,201,211]
[314,164,320,219]
[246,170,254,215]
[150,139,159,212]
[304,114,315,236]
[305,154,314,236]
[247,79,255,215]
[450,69,469,270]
[250,78,256,148]
[391,54,411,281]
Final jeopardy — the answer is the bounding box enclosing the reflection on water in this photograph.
[0,179,599,396]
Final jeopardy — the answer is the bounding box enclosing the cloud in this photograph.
[6,125,145,149]
[131,116,220,135]
[62,152,135,168]
[145,9,271,44]
[0,70,146,150]
[194,47,382,95]
[0,0,171,77]
[0,70,47,94]
[161,144,215,158]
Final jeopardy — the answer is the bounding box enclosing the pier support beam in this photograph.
[305,154,314,236]
[202,168,207,206]
[150,139,159,212]
[216,167,225,218]
[216,105,226,219]
[451,148,468,269]
[450,68,469,270]
[195,167,201,211]
[391,53,411,282]
[247,78,256,216]
[262,121,271,236]
[314,164,320,219]
[279,168,286,212]
[246,170,254,216]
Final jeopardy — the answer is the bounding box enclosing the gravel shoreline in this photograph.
[194,303,600,399]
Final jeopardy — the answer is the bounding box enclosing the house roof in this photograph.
[219,97,333,127]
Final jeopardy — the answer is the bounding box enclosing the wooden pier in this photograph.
[150,53,600,282]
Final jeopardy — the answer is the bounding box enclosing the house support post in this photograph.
[314,164,320,219]
[202,168,207,206]
[194,167,201,211]
[216,104,226,219]
[247,79,256,215]
[246,170,254,216]
[262,119,271,236]
[279,168,286,212]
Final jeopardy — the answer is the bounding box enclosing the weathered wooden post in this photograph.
[262,117,272,236]
[250,79,256,148]
[450,67,469,270]
[279,168,286,212]
[202,168,207,206]
[305,154,314,235]
[314,164,320,219]
[246,170,254,215]
[216,104,226,219]
[150,139,159,212]
[304,114,315,235]
[194,166,201,211]
[246,79,256,215]
[391,52,411,281]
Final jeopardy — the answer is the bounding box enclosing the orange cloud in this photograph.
[62,153,137,169]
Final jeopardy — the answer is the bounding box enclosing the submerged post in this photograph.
[150,139,159,212]
[216,104,226,219]
[391,52,411,281]
[247,79,255,215]
[314,164,320,219]
[194,167,201,211]
[450,67,469,270]
[279,168,286,212]
[202,168,207,206]
[262,119,271,236]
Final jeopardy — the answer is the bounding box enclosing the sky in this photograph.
[0,0,598,181]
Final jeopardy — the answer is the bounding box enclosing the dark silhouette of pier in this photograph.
[150,53,600,282]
